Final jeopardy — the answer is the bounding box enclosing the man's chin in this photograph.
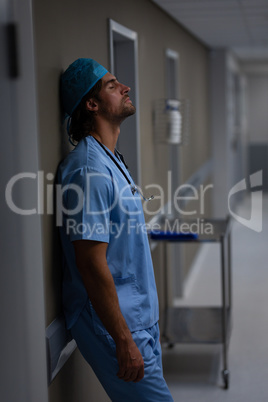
[123,104,136,117]
[129,104,136,115]
[129,107,136,116]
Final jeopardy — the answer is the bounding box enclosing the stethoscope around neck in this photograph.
[92,136,154,202]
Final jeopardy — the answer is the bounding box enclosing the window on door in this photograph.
[109,19,141,185]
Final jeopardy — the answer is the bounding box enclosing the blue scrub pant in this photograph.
[71,303,174,402]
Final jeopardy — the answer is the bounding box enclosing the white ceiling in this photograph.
[151,0,268,61]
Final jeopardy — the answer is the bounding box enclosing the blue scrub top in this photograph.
[57,136,159,334]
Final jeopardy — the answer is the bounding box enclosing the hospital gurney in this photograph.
[150,216,232,389]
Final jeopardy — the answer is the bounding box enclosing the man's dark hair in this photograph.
[69,79,102,143]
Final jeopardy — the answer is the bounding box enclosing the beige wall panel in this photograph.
[33,0,210,400]
[49,350,110,402]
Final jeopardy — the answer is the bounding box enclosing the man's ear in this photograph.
[86,98,98,112]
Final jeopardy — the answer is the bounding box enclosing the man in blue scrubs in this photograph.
[58,58,173,401]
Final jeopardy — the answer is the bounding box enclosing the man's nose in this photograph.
[121,83,130,94]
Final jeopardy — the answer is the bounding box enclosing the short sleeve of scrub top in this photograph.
[62,166,114,244]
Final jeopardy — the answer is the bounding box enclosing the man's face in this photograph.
[96,72,136,123]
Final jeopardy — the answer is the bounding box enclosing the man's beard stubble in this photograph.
[99,98,136,124]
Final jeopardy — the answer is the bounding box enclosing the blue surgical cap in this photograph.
[60,58,108,116]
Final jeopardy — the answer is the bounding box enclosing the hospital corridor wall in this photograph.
[0,0,212,401]
[246,71,268,192]
[0,0,48,401]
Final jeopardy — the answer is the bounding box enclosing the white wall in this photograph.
[0,0,48,401]
[210,50,248,217]
[246,74,268,143]
[242,64,268,190]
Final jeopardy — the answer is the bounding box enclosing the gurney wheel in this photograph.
[222,369,229,389]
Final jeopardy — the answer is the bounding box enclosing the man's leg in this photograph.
[71,303,174,402]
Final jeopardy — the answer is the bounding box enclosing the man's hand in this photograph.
[116,337,144,383]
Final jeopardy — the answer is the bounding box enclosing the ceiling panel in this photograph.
[151,0,268,60]
[241,0,268,6]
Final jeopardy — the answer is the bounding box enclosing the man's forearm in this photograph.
[73,239,144,382]
[78,258,132,343]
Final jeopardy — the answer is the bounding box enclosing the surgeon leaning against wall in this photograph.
[57,58,174,402]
